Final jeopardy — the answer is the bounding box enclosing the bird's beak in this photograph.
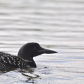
[39,48,57,54]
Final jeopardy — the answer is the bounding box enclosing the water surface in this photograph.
[0,0,84,84]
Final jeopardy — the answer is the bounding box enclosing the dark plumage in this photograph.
[0,42,57,71]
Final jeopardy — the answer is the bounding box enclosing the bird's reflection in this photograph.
[0,68,40,84]
[18,68,40,83]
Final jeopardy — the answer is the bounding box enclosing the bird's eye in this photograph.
[33,47,36,50]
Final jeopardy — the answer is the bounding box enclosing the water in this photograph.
[0,0,84,84]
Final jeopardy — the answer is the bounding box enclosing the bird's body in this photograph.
[0,52,30,71]
[0,42,57,71]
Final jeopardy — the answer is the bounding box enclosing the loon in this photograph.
[0,42,57,71]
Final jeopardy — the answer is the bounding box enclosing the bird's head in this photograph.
[18,42,57,59]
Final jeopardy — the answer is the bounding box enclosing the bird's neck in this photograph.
[26,57,37,68]
[18,51,37,67]
[21,56,36,68]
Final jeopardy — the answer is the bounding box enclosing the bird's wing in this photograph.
[0,52,29,71]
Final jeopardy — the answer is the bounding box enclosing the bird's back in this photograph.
[0,52,30,71]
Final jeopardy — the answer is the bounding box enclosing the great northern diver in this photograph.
[0,42,57,71]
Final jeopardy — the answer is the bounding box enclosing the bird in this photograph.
[0,42,57,71]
